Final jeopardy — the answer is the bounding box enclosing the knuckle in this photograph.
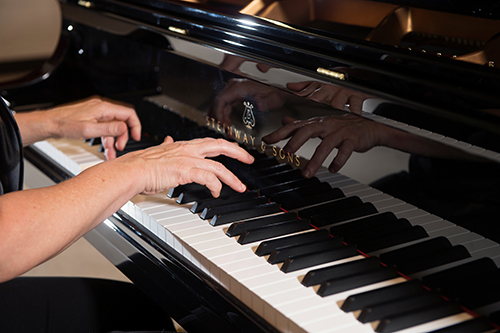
[215,138,227,148]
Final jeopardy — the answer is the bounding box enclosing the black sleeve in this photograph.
[0,98,23,194]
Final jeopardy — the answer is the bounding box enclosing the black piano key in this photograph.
[380,236,453,267]
[268,237,343,264]
[269,182,336,203]
[311,202,378,227]
[177,189,212,204]
[358,291,444,323]
[200,197,270,219]
[342,219,412,245]
[177,186,238,204]
[298,196,363,219]
[237,219,312,244]
[489,309,500,326]
[255,229,330,256]
[256,163,292,176]
[251,156,280,169]
[441,269,500,301]
[376,302,462,333]
[190,190,259,213]
[341,280,425,312]
[86,137,101,146]
[302,256,381,287]
[226,212,298,237]
[422,257,498,290]
[330,212,398,237]
[281,188,346,211]
[168,183,206,198]
[281,245,358,273]
[430,317,497,333]
[396,245,470,275]
[461,287,500,312]
[261,168,303,183]
[317,267,400,297]
[358,226,428,253]
[210,202,282,226]
[259,178,320,197]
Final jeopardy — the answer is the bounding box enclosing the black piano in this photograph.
[3,0,500,332]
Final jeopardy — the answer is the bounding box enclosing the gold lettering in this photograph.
[295,155,301,167]
[243,134,248,144]
[287,152,294,164]
[272,146,277,157]
[234,128,242,140]
[217,121,222,133]
[205,116,211,128]
[250,136,255,146]
[279,148,286,160]
[261,141,266,152]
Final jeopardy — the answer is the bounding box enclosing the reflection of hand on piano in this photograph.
[263,113,481,178]
[263,114,385,177]
[14,96,141,160]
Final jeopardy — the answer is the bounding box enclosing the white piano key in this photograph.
[447,231,483,245]
[474,300,500,317]
[465,238,499,253]
[404,212,440,225]
[378,203,417,215]
[392,312,474,333]
[396,208,430,220]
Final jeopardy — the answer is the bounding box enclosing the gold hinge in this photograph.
[316,67,347,81]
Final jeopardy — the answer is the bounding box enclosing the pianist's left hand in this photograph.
[14,97,141,159]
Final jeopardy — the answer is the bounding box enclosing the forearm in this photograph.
[0,159,140,282]
[14,110,55,146]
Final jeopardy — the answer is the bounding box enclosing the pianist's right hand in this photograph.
[0,98,254,283]
[110,135,253,197]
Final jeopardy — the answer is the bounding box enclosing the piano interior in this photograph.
[186,0,500,66]
[4,0,500,332]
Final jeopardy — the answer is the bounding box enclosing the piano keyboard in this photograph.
[29,137,500,333]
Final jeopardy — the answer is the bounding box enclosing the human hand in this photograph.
[262,114,384,177]
[46,97,141,159]
[114,136,254,197]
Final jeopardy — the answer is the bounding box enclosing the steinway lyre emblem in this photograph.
[242,101,256,129]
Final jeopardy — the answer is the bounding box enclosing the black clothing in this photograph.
[0,98,23,195]
[0,101,176,332]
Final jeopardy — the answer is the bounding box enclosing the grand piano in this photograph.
[3,0,500,332]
